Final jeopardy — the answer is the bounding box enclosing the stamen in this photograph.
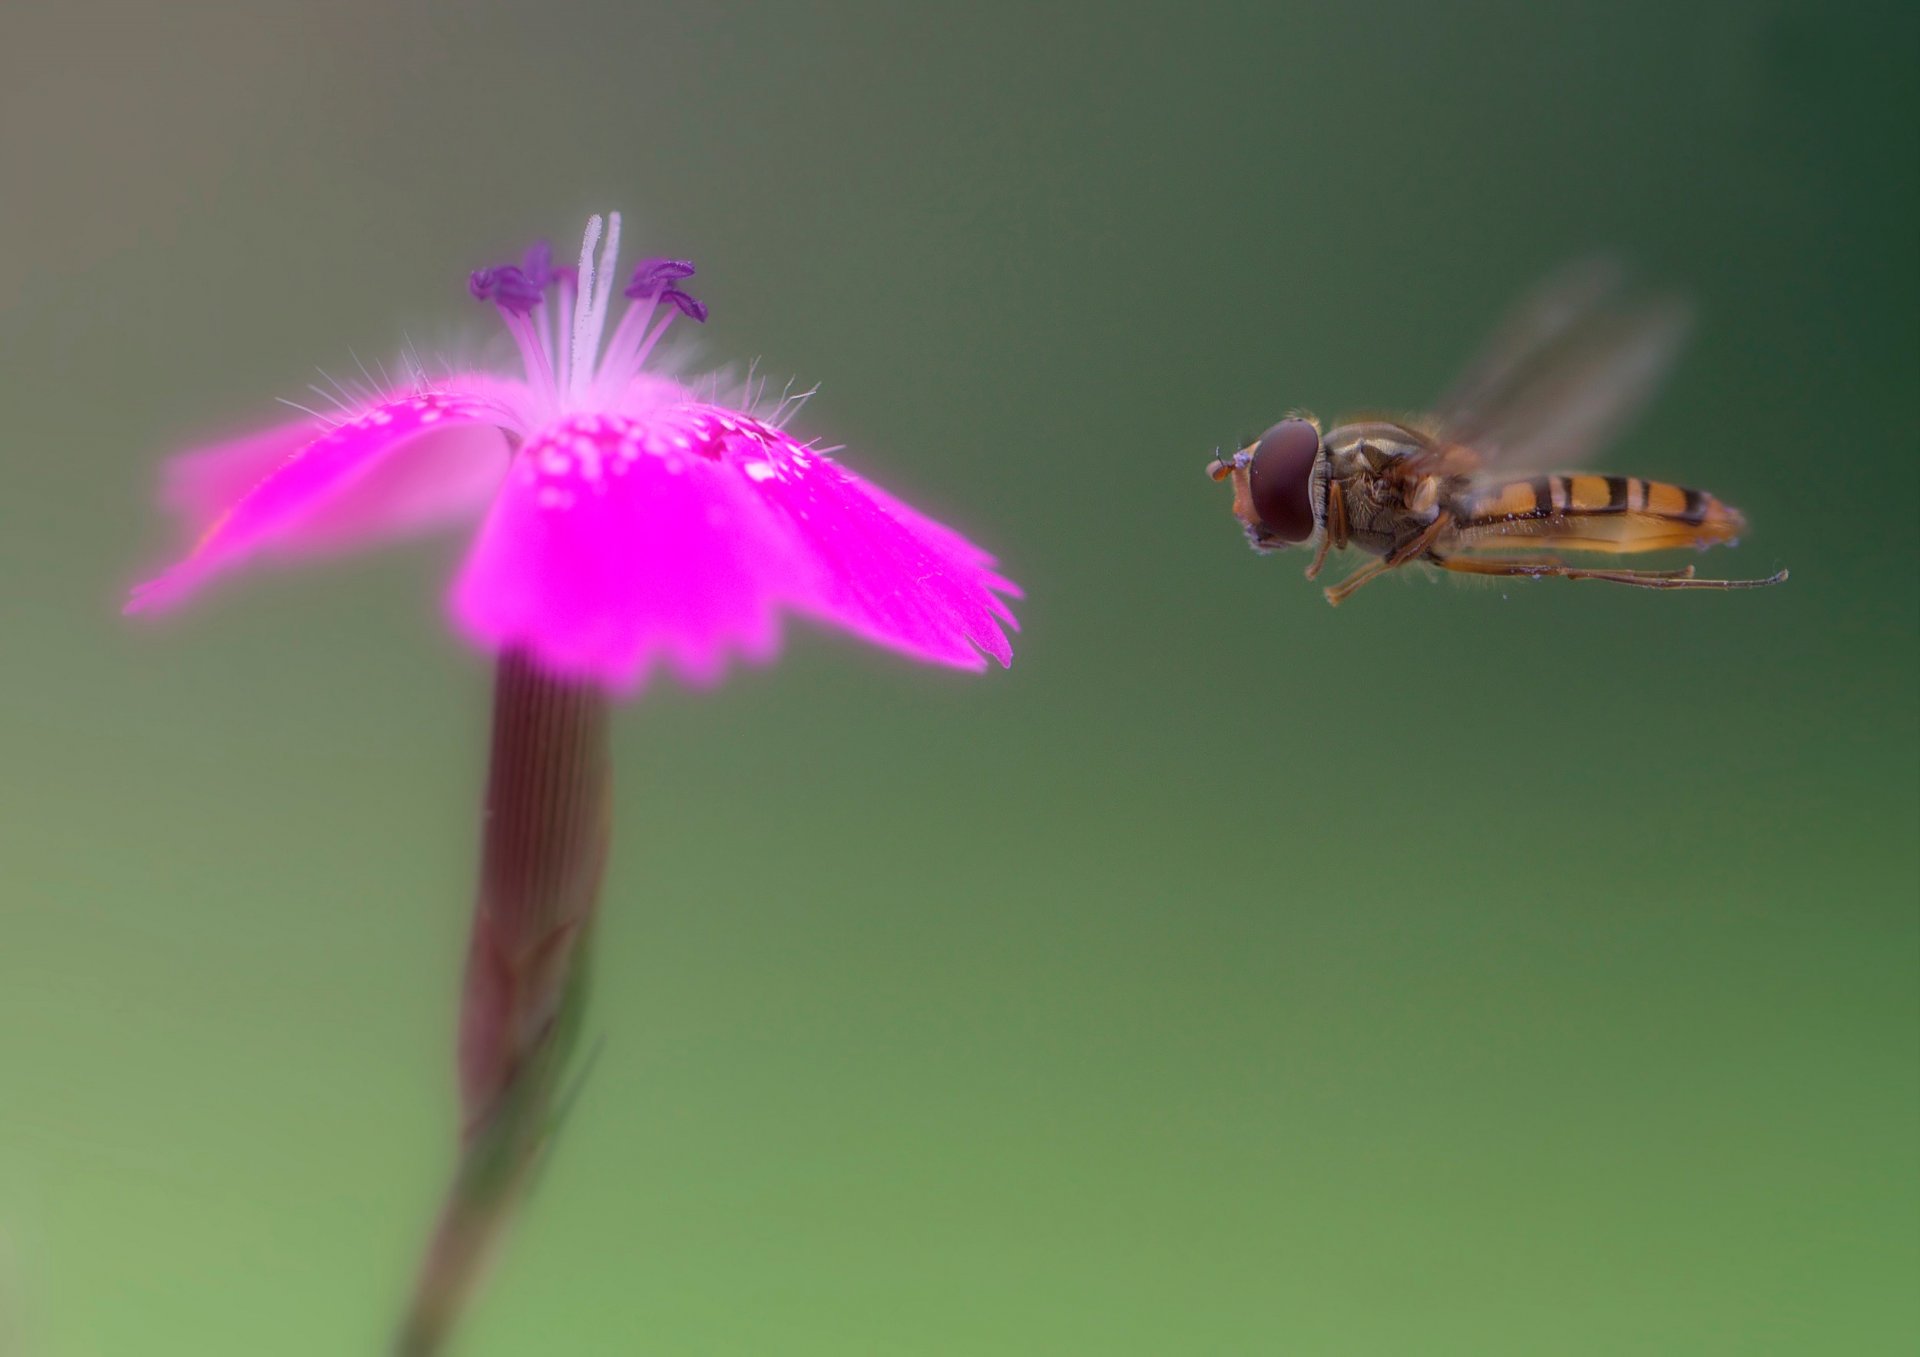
[623,257,707,324]
[468,264,545,315]
[660,290,708,322]
[627,258,695,290]
[587,294,659,402]
[501,311,558,406]
[553,270,576,396]
[520,239,554,288]
[470,236,567,348]
[477,216,712,408]
[581,252,709,399]
[628,308,682,372]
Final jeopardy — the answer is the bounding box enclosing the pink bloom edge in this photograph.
[128,214,1019,695]
[129,368,1017,696]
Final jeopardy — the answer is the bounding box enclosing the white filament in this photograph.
[566,212,626,402]
[569,214,604,399]
[552,271,575,395]
[593,211,622,354]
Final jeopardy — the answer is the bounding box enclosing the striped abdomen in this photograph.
[1452,474,1746,554]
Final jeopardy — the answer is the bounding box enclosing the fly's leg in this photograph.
[1385,512,1452,567]
[1435,553,1788,590]
[1323,556,1395,606]
[1303,481,1348,581]
[1321,512,1454,606]
[1446,555,1699,579]
[1304,528,1333,581]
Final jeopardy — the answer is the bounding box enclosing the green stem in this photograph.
[395,653,611,1356]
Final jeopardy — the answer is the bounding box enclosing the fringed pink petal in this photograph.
[843,471,1025,628]
[127,390,513,614]
[161,418,327,533]
[675,407,1019,670]
[449,413,804,693]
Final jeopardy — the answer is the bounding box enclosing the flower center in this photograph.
[468,214,709,419]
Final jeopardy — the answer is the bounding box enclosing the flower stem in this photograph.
[396,653,611,1356]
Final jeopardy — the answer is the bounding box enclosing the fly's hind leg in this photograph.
[1435,553,1788,590]
[1444,554,1699,581]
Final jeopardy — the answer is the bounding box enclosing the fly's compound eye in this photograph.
[1247,419,1319,543]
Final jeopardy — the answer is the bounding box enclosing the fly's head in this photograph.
[1207,417,1323,554]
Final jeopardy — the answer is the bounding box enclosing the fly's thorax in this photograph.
[1323,421,1427,463]
[1322,425,1445,557]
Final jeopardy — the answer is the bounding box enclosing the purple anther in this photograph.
[468,263,545,315]
[625,258,697,295]
[623,258,706,322]
[468,238,573,313]
[658,288,709,323]
[520,239,555,287]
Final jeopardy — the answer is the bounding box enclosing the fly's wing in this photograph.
[1426,257,1692,477]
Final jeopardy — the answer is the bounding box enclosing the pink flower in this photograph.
[128,214,1019,692]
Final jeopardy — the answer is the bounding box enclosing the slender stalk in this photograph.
[396,653,611,1356]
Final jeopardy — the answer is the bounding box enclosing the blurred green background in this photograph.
[2,1,1914,1352]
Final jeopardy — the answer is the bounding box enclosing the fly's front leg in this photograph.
[1303,528,1333,582]
[1303,481,1348,581]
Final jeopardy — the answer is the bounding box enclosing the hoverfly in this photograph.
[1208,260,1788,605]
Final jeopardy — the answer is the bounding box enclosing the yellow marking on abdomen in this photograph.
[1465,477,1554,523]
[1643,481,1689,516]
[1566,475,1615,512]
[1457,474,1747,551]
